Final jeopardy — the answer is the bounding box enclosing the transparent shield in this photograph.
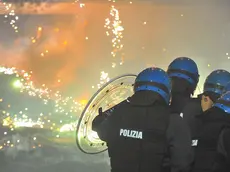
[76,74,136,154]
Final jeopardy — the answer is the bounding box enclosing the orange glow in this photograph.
[55,28,60,32]
[80,99,88,105]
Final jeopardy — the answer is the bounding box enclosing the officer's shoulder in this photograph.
[168,113,188,132]
[169,113,184,123]
[183,97,202,113]
[109,99,129,110]
[118,99,130,107]
[186,97,200,106]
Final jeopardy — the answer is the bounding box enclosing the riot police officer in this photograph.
[167,57,230,134]
[92,67,192,172]
[189,71,230,172]
[192,91,230,172]
[167,57,200,114]
[191,70,230,137]
[201,70,230,111]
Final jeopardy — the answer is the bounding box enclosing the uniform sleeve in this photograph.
[166,114,193,172]
[222,128,230,158]
[216,130,227,158]
[92,107,116,142]
[182,100,202,138]
[213,128,230,172]
[217,128,230,159]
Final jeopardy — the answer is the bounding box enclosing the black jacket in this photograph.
[92,91,192,172]
[170,93,202,135]
[221,128,230,163]
[181,96,203,139]
[213,125,230,172]
[191,107,230,172]
[170,93,191,114]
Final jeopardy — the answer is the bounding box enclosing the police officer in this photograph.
[92,67,192,172]
[190,70,230,137]
[200,70,230,112]
[166,57,203,146]
[167,58,230,133]
[213,91,230,172]
[167,57,200,115]
[192,91,230,172]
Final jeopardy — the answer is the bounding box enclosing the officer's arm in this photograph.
[216,130,227,157]
[167,114,192,172]
[92,108,115,142]
[222,129,230,158]
[213,129,230,172]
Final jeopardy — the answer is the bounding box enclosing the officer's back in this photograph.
[192,92,230,172]
[92,67,192,172]
[213,83,230,172]
[166,57,202,139]
[107,91,170,172]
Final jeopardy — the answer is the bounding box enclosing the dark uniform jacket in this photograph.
[92,91,192,172]
[213,128,230,172]
[181,96,203,139]
[170,93,202,137]
[191,107,230,172]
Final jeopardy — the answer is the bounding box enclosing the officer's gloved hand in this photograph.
[92,107,106,131]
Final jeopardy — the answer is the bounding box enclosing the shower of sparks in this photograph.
[0,66,85,150]
[104,5,124,68]
[92,5,125,91]
[2,2,19,33]
[0,1,127,151]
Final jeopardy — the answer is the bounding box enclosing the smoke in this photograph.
[0,10,90,93]
[0,42,27,68]
[1,2,230,171]
[1,1,230,95]
[2,132,110,172]
[22,19,87,88]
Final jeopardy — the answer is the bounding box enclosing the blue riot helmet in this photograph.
[167,57,199,91]
[223,81,230,93]
[213,91,230,114]
[203,70,230,95]
[134,67,171,104]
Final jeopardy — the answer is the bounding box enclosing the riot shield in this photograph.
[76,74,136,154]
